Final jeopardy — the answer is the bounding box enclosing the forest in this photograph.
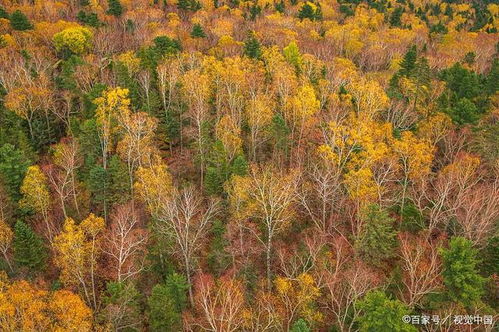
[0,0,497,331]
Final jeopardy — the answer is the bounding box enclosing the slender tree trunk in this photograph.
[266,234,272,290]
[2,251,13,272]
[71,172,80,217]
[185,255,194,305]
[90,238,97,310]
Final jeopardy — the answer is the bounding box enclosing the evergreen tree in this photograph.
[243,32,262,59]
[271,113,290,159]
[0,6,8,20]
[297,2,321,21]
[357,290,417,332]
[148,273,188,331]
[205,140,248,195]
[290,319,310,332]
[153,35,182,56]
[0,144,30,201]
[13,220,47,271]
[190,23,206,38]
[108,155,130,204]
[249,3,262,20]
[86,164,107,202]
[390,7,403,27]
[440,237,486,308]
[206,220,230,275]
[274,0,285,13]
[177,0,201,12]
[355,204,398,266]
[77,11,102,28]
[399,45,417,77]
[447,98,480,126]
[177,0,190,10]
[484,58,498,96]
[107,0,124,17]
[10,10,33,31]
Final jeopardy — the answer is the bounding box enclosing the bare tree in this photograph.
[105,203,148,282]
[314,236,380,332]
[155,186,219,303]
[455,180,499,248]
[322,262,380,332]
[398,232,442,307]
[193,273,246,332]
[229,166,300,289]
[299,162,343,234]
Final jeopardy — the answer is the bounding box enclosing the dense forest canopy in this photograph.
[0,0,497,330]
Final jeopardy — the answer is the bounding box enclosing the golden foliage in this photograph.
[0,278,92,331]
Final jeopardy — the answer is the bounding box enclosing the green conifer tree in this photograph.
[0,144,31,201]
[10,10,33,31]
[148,273,188,331]
[190,23,206,38]
[107,0,124,17]
[13,220,47,271]
[399,45,417,77]
[440,237,486,308]
[243,32,262,59]
[390,7,403,27]
[355,204,398,266]
[357,290,417,332]
[0,6,8,20]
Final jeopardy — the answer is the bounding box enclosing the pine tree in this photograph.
[390,7,403,27]
[298,2,321,21]
[355,204,398,266]
[0,144,31,202]
[177,0,190,10]
[148,273,188,331]
[440,237,486,308]
[13,220,47,271]
[399,45,417,77]
[10,10,33,31]
[274,0,285,13]
[177,0,201,11]
[357,290,417,332]
[107,0,124,17]
[153,36,182,56]
[206,220,230,275]
[243,32,262,59]
[290,319,310,332]
[205,141,248,195]
[0,6,8,19]
[190,23,206,38]
[249,3,262,20]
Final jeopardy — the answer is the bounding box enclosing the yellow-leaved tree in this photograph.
[287,83,320,153]
[134,161,173,215]
[53,214,104,309]
[93,87,131,170]
[215,114,243,162]
[246,93,274,160]
[53,26,93,55]
[0,274,92,331]
[20,165,52,240]
[227,166,300,288]
[116,111,159,196]
[393,131,434,212]
[275,273,323,330]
